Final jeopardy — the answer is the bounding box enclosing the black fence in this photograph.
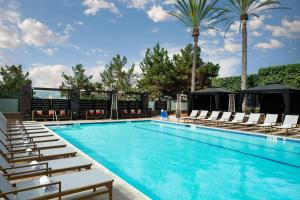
[20,85,149,120]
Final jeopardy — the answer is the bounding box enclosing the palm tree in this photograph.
[170,0,227,92]
[226,0,285,109]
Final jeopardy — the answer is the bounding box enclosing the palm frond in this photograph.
[169,0,227,30]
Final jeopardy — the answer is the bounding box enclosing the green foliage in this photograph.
[0,65,31,97]
[172,44,219,94]
[100,54,138,92]
[212,64,300,91]
[196,62,220,89]
[60,64,96,92]
[139,43,220,99]
[257,64,300,87]
[170,0,228,29]
[139,43,175,99]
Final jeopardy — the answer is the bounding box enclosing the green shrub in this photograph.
[212,63,300,91]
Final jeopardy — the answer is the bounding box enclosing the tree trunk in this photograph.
[191,28,199,92]
[241,18,248,111]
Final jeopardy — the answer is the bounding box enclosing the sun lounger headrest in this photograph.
[31,160,42,170]
[39,175,55,192]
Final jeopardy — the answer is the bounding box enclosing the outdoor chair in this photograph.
[0,142,77,163]
[121,110,131,118]
[191,110,209,124]
[0,135,66,152]
[238,113,262,130]
[255,114,278,133]
[0,169,113,200]
[273,115,299,136]
[0,155,92,180]
[181,110,199,122]
[213,112,232,126]
[223,113,245,127]
[201,111,221,125]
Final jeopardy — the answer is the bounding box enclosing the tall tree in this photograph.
[60,64,94,91]
[139,43,175,99]
[226,0,286,109]
[100,54,138,92]
[173,44,219,94]
[173,44,203,94]
[0,65,31,97]
[170,0,227,92]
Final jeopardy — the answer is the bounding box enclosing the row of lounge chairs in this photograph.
[32,110,72,121]
[0,112,114,200]
[182,110,299,136]
[33,109,148,121]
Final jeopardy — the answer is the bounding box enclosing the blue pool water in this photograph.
[50,121,300,200]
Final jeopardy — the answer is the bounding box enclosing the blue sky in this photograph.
[0,0,299,87]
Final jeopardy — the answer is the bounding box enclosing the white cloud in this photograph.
[163,0,176,5]
[119,0,154,9]
[251,31,262,37]
[28,63,105,87]
[224,40,241,53]
[265,19,300,39]
[248,17,263,30]
[19,18,67,47]
[0,25,21,48]
[217,57,240,77]
[147,5,170,22]
[29,64,72,87]
[42,48,58,56]
[82,0,120,16]
[255,39,283,50]
[203,29,218,37]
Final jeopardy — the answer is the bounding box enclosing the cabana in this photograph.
[188,87,237,114]
[240,83,300,115]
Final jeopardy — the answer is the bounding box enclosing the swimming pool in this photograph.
[50,121,300,200]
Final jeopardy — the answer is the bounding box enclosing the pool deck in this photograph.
[41,116,300,200]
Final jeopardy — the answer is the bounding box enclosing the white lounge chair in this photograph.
[223,113,245,126]
[181,110,199,122]
[273,115,299,136]
[191,110,209,124]
[214,112,232,126]
[256,114,278,133]
[238,113,261,130]
[201,111,220,125]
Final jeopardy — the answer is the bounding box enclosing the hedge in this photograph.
[212,63,300,91]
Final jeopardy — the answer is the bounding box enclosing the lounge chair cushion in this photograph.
[15,169,113,200]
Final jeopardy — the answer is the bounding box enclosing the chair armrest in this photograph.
[3,162,48,171]
[8,149,41,159]
[4,167,51,178]
[7,144,37,152]
[0,181,61,196]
